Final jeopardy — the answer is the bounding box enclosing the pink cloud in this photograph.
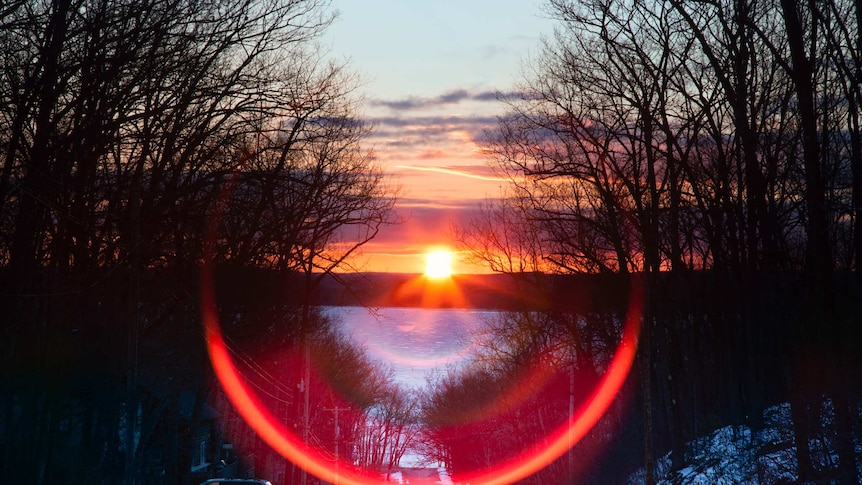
[395,164,503,182]
[417,149,448,159]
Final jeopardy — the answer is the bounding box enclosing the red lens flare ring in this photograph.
[201,175,643,484]
[200,266,641,485]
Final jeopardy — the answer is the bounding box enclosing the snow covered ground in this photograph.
[627,402,861,484]
[382,467,452,485]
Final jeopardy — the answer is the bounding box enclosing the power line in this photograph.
[222,333,297,396]
[221,338,295,404]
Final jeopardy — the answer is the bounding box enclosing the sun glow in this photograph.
[424,250,454,278]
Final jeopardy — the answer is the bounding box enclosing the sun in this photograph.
[424,249,454,279]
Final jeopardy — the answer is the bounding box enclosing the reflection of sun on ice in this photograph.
[425,249,453,279]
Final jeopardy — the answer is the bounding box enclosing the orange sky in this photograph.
[324,2,553,274]
[324,93,519,274]
[352,155,505,274]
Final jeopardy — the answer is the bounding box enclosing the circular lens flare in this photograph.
[201,260,642,484]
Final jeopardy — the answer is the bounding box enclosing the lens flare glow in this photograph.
[201,259,642,484]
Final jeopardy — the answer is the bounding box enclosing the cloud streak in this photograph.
[370,115,498,130]
[369,88,525,111]
[362,88,537,157]
[370,89,493,110]
[395,164,502,182]
[366,114,497,159]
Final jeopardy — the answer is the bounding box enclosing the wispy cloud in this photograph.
[369,115,498,150]
[370,89,490,110]
[370,115,498,130]
[370,202,482,240]
[370,89,525,111]
[367,114,498,157]
[416,149,448,160]
[396,164,502,182]
[395,197,482,208]
[362,89,539,158]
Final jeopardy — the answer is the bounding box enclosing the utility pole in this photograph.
[301,344,310,485]
[324,406,343,485]
[569,361,574,474]
[300,261,313,485]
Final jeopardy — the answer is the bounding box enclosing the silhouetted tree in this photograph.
[0,1,397,483]
[454,0,862,482]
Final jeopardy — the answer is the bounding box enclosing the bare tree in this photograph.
[0,1,399,483]
[454,0,861,482]
[351,382,420,474]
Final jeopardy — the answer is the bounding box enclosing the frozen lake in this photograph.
[324,306,498,388]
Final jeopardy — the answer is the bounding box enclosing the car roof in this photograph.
[198,480,272,485]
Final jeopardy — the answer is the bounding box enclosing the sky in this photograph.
[322,0,554,274]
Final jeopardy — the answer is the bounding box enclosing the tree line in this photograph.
[439,0,862,483]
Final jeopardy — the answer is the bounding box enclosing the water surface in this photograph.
[325,306,497,388]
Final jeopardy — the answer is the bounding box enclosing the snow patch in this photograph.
[436,467,453,485]
[627,401,858,484]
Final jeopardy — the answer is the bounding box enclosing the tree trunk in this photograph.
[780,1,834,481]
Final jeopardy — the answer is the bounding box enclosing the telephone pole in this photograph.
[324,406,343,484]
[301,344,310,485]
[569,361,574,474]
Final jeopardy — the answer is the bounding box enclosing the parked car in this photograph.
[198,480,272,485]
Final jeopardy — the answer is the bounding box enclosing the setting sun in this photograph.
[424,250,454,278]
